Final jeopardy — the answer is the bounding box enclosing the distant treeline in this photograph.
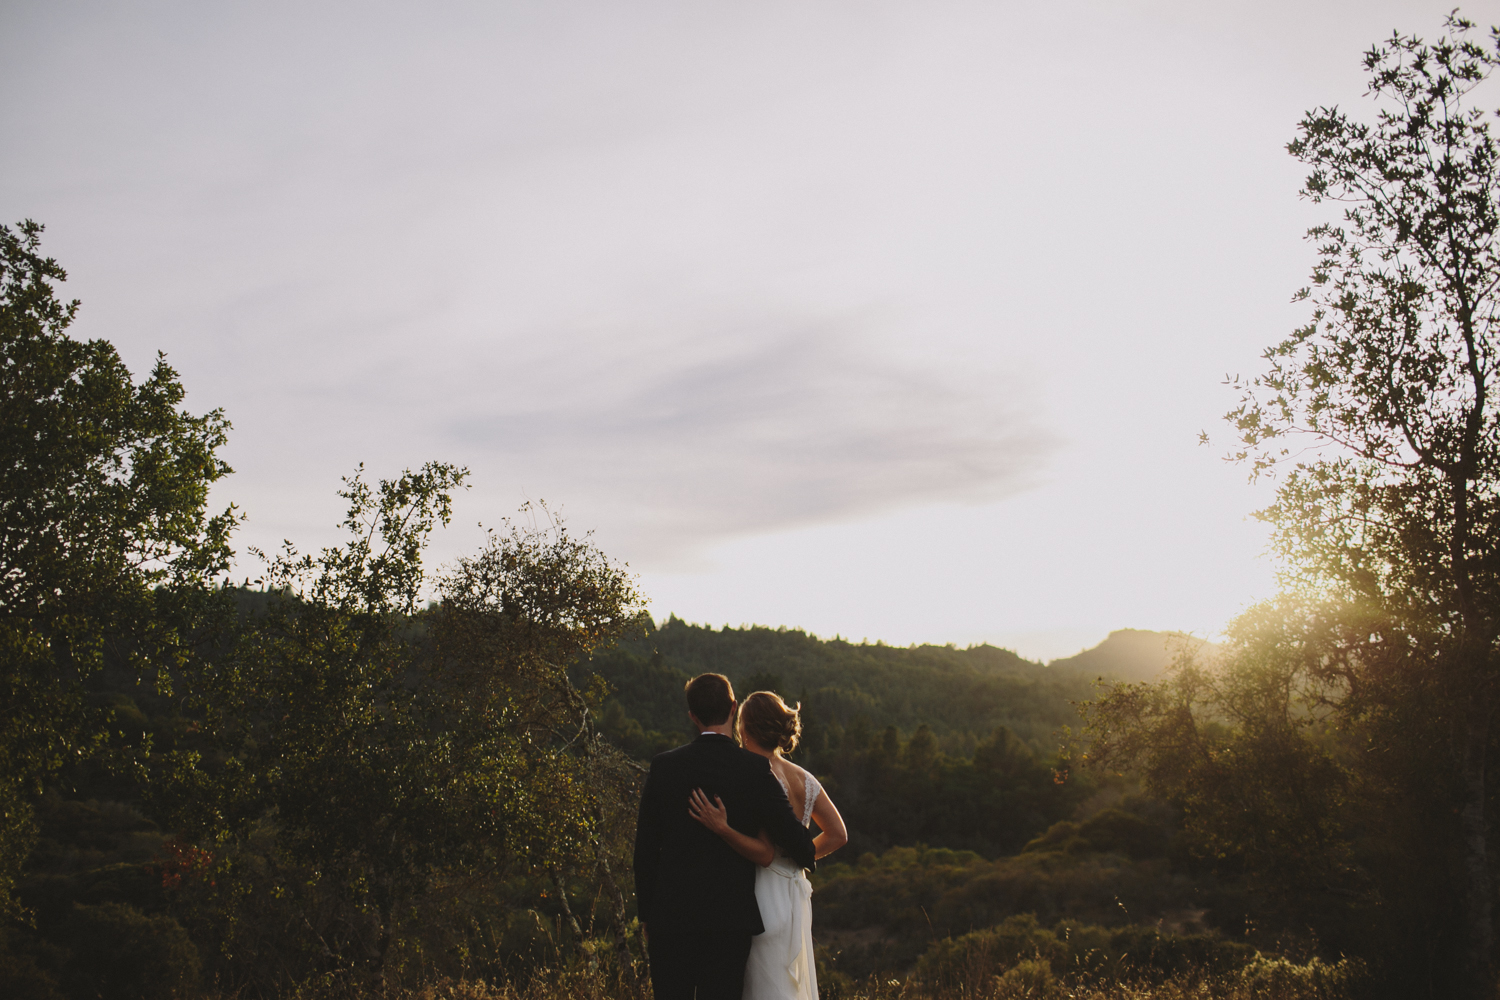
[578,618,1109,855]
[581,616,1097,750]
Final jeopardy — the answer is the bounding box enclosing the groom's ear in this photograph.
[688,711,701,730]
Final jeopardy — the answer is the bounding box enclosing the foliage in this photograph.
[810,724,1083,857]
[809,834,1268,983]
[0,948,61,1000]
[1237,17,1500,989]
[1020,807,1169,860]
[913,913,1255,989]
[427,507,649,969]
[1082,606,1363,907]
[1081,596,1474,990]
[1086,14,1500,997]
[1235,956,1367,1000]
[0,225,649,991]
[147,475,647,991]
[55,901,200,1000]
[151,463,477,981]
[0,220,234,919]
[162,956,1365,1000]
[585,619,1092,750]
[581,620,1099,855]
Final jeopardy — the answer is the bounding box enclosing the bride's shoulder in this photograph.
[776,758,814,785]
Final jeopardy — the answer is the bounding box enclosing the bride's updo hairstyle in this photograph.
[739,691,802,754]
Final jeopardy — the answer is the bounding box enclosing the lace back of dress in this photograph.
[773,769,821,829]
[800,774,820,827]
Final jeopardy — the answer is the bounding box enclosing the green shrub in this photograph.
[1021,810,1168,860]
[0,949,64,1000]
[914,915,1065,989]
[1051,919,1114,977]
[1078,809,1169,860]
[1020,821,1085,855]
[915,914,1258,991]
[1237,955,1368,1000]
[1108,925,1253,979]
[56,902,200,1000]
[993,958,1062,998]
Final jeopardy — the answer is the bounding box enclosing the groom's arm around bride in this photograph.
[632,673,815,1000]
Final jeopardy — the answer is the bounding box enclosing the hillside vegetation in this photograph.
[583,618,1193,754]
[574,621,1312,986]
[1048,630,1212,685]
[582,620,1193,857]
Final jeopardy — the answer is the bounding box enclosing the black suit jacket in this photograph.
[633,734,817,935]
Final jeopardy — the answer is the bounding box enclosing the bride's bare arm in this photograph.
[810,789,848,860]
[689,788,774,867]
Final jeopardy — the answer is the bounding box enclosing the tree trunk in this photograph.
[1460,698,1494,998]
[555,871,584,949]
[374,887,395,983]
[600,857,643,984]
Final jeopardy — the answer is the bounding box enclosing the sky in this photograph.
[3,0,1492,660]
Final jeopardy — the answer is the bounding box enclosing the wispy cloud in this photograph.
[447,320,1053,565]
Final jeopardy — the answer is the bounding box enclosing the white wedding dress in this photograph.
[745,769,821,1000]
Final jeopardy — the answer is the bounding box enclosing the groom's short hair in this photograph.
[685,673,735,726]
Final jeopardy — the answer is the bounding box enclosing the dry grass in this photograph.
[274,953,1364,1000]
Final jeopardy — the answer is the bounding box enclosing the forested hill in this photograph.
[1046,628,1210,685]
[579,618,1188,760]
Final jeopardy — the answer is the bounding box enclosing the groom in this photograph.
[633,673,816,1000]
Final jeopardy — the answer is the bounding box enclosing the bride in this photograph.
[689,691,849,1000]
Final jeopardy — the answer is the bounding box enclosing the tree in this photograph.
[157,473,647,987]
[0,220,234,918]
[1083,603,1368,917]
[1077,13,1500,992]
[1089,16,1500,994]
[432,504,649,971]
[1237,17,1500,993]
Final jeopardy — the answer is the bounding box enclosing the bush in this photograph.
[1107,925,1253,979]
[994,958,1063,998]
[1021,810,1169,860]
[1078,809,1169,860]
[0,949,64,1000]
[56,902,200,1000]
[815,846,1199,947]
[1238,955,1367,1000]
[915,914,1258,990]
[250,962,1371,1000]
[914,915,1065,989]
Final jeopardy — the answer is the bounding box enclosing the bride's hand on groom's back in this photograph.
[688,788,730,834]
[691,788,776,867]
